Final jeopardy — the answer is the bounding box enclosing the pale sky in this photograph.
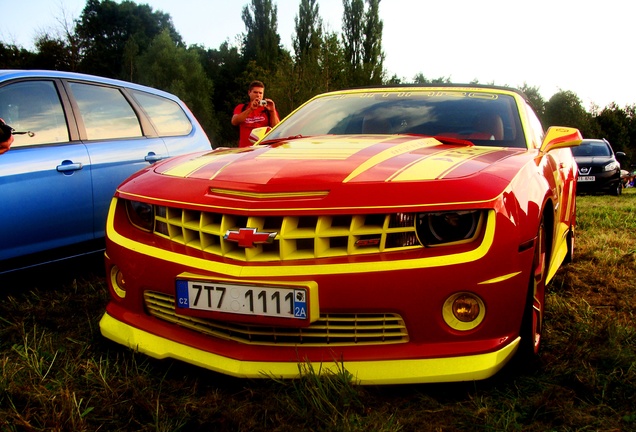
[3,0,633,110]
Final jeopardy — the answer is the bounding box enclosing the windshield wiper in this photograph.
[259,134,308,145]
[403,133,474,147]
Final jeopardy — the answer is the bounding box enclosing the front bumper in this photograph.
[100,311,520,385]
[576,171,620,194]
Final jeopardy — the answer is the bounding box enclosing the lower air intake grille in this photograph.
[144,291,409,346]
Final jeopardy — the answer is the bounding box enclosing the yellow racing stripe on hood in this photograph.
[389,147,502,181]
[256,137,380,160]
[162,153,238,178]
[343,137,439,183]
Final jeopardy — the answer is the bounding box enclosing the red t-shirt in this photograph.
[233,104,273,147]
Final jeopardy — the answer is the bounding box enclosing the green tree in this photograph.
[361,0,384,84]
[341,0,364,86]
[544,90,597,138]
[411,73,450,84]
[196,42,247,147]
[32,36,75,71]
[241,0,282,73]
[319,31,347,92]
[595,104,630,155]
[341,0,384,87]
[136,30,218,144]
[290,0,324,105]
[519,83,545,119]
[75,0,182,79]
[0,43,37,69]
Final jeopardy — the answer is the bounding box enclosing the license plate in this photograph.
[176,280,307,319]
[578,176,595,182]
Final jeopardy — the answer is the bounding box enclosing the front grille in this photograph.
[145,291,409,346]
[152,206,420,261]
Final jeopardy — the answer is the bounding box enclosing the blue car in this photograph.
[0,70,212,274]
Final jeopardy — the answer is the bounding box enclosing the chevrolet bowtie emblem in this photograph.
[224,228,277,248]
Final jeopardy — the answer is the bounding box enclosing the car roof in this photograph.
[0,69,177,100]
[349,83,529,98]
[580,138,608,143]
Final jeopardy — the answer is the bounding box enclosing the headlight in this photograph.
[416,210,483,246]
[604,161,619,172]
[125,200,154,231]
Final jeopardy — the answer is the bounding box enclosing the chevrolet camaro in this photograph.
[100,85,582,384]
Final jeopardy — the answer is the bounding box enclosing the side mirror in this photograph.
[539,126,583,154]
[248,126,272,145]
[616,151,626,158]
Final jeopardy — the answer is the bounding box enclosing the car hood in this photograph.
[122,135,531,210]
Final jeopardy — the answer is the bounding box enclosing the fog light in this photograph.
[110,265,126,299]
[442,292,485,331]
[453,295,480,322]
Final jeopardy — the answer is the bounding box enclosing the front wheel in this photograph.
[519,219,547,356]
[612,181,623,196]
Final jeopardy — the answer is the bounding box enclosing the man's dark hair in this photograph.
[249,80,265,91]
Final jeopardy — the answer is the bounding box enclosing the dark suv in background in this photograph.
[572,138,625,196]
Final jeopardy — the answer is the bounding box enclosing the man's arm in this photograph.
[232,100,260,126]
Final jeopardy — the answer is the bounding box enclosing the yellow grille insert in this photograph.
[145,291,409,346]
[152,207,420,262]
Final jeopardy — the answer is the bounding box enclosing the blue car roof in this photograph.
[0,69,178,100]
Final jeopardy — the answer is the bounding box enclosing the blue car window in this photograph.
[69,82,142,140]
[0,80,69,147]
[131,90,193,137]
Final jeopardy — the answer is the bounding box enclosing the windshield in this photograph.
[571,141,612,157]
[265,90,526,148]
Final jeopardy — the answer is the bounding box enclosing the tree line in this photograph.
[1,0,634,169]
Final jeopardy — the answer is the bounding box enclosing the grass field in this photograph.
[1,190,635,431]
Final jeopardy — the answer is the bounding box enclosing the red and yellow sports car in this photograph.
[100,85,582,384]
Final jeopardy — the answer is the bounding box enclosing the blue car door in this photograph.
[0,80,93,260]
[66,81,170,238]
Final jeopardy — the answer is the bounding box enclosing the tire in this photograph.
[519,219,547,357]
[564,223,574,264]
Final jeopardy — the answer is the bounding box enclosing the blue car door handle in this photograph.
[144,152,164,163]
[56,160,83,173]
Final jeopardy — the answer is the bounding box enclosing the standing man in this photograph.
[231,80,280,147]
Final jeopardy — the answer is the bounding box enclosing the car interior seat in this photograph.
[472,113,504,140]
[361,114,392,134]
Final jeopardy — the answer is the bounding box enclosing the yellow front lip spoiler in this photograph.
[100,312,520,385]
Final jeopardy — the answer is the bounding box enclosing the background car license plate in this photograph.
[176,280,307,319]
[578,176,595,182]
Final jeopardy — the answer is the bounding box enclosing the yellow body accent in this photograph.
[478,272,522,285]
[107,199,497,278]
[343,138,439,182]
[256,138,377,160]
[390,147,503,181]
[163,152,236,178]
[100,312,520,385]
[209,188,329,199]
